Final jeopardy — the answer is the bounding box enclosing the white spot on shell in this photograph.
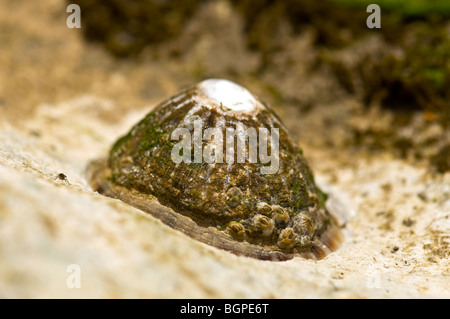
[197,79,263,115]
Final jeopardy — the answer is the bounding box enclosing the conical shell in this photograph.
[89,79,342,261]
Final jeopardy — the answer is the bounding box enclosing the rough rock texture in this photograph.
[0,0,448,298]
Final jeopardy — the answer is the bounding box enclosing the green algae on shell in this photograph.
[89,79,342,261]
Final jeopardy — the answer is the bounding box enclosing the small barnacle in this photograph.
[226,186,243,208]
[257,202,272,216]
[271,205,290,225]
[250,214,275,237]
[226,221,245,239]
[88,79,343,261]
[293,213,315,238]
[278,228,297,250]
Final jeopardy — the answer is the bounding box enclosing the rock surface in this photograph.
[0,0,448,298]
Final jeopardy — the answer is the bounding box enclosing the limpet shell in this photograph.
[89,79,343,261]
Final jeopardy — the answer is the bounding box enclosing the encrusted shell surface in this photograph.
[89,79,342,261]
